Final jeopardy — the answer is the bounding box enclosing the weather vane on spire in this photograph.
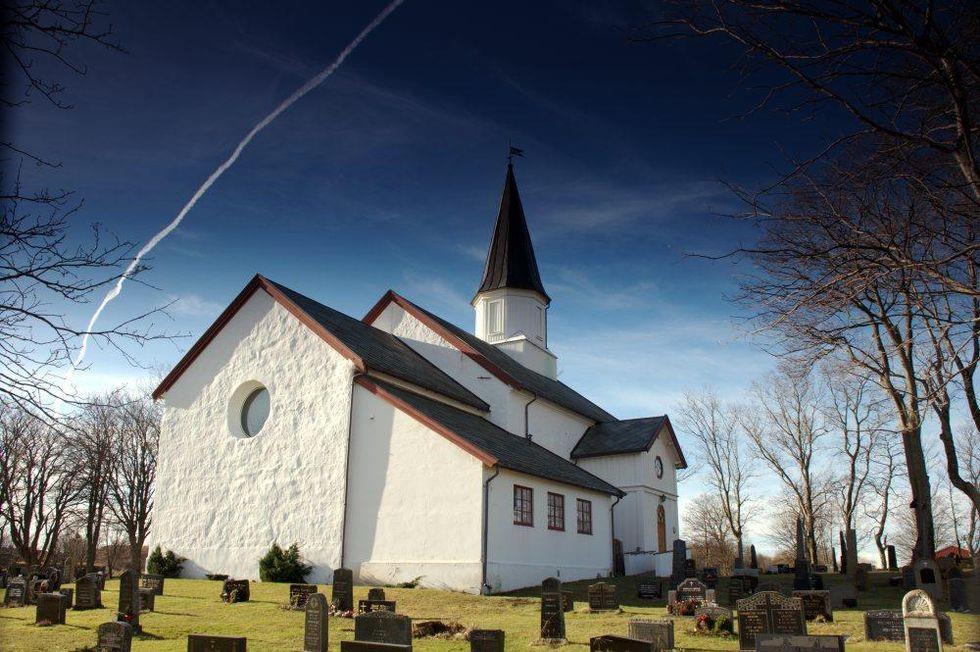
[508,140,524,165]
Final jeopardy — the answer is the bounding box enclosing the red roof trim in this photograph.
[355,376,498,466]
[153,275,365,400]
[363,290,523,389]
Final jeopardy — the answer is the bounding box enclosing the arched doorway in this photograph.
[657,504,667,552]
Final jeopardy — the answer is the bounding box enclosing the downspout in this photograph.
[481,466,500,594]
[610,494,623,576]
[524,395,537,439]
[339,371,364,569]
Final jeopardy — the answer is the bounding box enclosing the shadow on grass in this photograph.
[152,610,199,617]
[136,631,166,640]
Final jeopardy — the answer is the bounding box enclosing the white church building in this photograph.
[149,163,687,593]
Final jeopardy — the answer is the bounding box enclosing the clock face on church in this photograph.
[655,456,664,479]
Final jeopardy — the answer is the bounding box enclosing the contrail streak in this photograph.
[72,0,406,370]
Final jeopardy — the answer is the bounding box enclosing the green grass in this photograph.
[1,572,977,650]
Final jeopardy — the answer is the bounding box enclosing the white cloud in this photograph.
[168,294,224,319]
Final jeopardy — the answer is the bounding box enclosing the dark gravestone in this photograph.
[948,578,969,612]
[290,583,317,609]
[888,545,899,571]
[588,581,618,611]
[367,587,386,601]
[838,531,847,575]
[755,634,845,651]
[914,558,944,603]
[676,577,711,603]
[469,629,505,652]
[138,587,156,611]
[3,577,27,607]
[590,635,654,652]
[332,568,354,612]
[341,643,412,652]
[562,591,573,612]
[359,599,396,613]
[628,618,674,651]
[36,592,67,625]
[855,563,870,591]
[903,590,943,652]
[304,593,329,652]
[903,566,917,590]
[792,590,833,622]
[540,577,565,640]
[728,575,754,606]
[701,566,719,589]
[140,574,165,596]
[75,574,103,609]
[670,539,687,588]
[736,591,807,651]
[187,634,248,651]
[750,545,759,570]
[221,579,250,603]
[793,519,812,591]
[683,558,697,579]
[59,587,74,609]
[97,621,133,652]
[865,610,905,641]
[637,580,663,600]
[354,611,412,646]
[117,569,138,620]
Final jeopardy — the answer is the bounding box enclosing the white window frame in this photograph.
[487,300,503,335]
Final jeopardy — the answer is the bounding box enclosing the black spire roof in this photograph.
[476,163,550,303]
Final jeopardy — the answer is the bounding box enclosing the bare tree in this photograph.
[676,388,757,564]
[957,426,980,554]
[0,407,80,567]
[684,492,737,574]
[106,391,159,629]
[865,435,906,568]
[745,361,830,564]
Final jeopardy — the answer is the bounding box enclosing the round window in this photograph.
[240,386,270,437]
[655,456,664,479]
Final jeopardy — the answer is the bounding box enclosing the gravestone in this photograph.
[637,579,663,600]
[588,581,618,611]
[948,578,970,612]
[676,577,713,604]
[792,590,833,622]
[839,531,847,574]
[700,566,719,589]
[138,587,156,611]
[332,568,354,612]
[359,599,396,613]
[290,583,318,609]
[470,629,504,652]
[304,593,328,652]
[903,589,943,652]
[75,574,103,609]
[140,573,165,596]
[683,558,697,579]
[342,643,412,652]
[728,575,755,606]
[845,529,858,578]
[117,569,138,621]
[670,539,687,588]
[562,590,573,612]
[354,610,413,646]
[793,518,813,591]
[589,635,654,652]
[865,610,905,641]
[888,545,899,570]
[913,558,944,603]
[3,576,27,607]
[96,621,133,652]
[59,587,74,609]
[187,634,248,651]
[628,618,674,651]
[903,566,917,590]
[368,587,386,601]
[736,591,807,651]
[855,563,870,591]
[831,546,838,574]
[695,603,733,624]
[540,577,565,641]
[35,592,67,625]
[829,584,857,609]
[750,545,759,569]
[221,579,250,603]
[755,634,845,651]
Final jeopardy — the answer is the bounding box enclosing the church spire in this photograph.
[476,162,550,304]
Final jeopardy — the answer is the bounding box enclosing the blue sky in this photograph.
[11,2,848,429]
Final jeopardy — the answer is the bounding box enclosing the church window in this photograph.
[240,386,270,437]
[534,305,544,340]
[513,485,533,526]
[547,492,565,531]
[487,300,503,335]
[576,499,592,534]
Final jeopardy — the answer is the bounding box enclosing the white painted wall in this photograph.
[473,288,548,348]
[485,469,614,593]
[345,385,485,592]
[149,290,355,582]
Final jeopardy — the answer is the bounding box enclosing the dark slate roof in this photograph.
[373,379,623,496]
[397,296,615,423]
[476,163,550,303]
[267,280,489,411]
[571,417,670,459]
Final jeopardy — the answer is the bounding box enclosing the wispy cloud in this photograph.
[168,294,224,318]
[458,243,487,262]
[400,274,470,315]
[547,266,660,311]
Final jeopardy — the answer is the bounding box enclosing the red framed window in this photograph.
[514,485,533,526]
[547,492,565,531]
[577,499,593,534]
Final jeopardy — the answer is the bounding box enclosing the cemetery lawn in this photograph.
[1,572,977,651]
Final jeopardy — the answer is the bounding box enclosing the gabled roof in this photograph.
[153,275,488,411]
[360,377,623,496]
[476,163,550,303]
[364,291,615,423]
[571,416,688,468]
